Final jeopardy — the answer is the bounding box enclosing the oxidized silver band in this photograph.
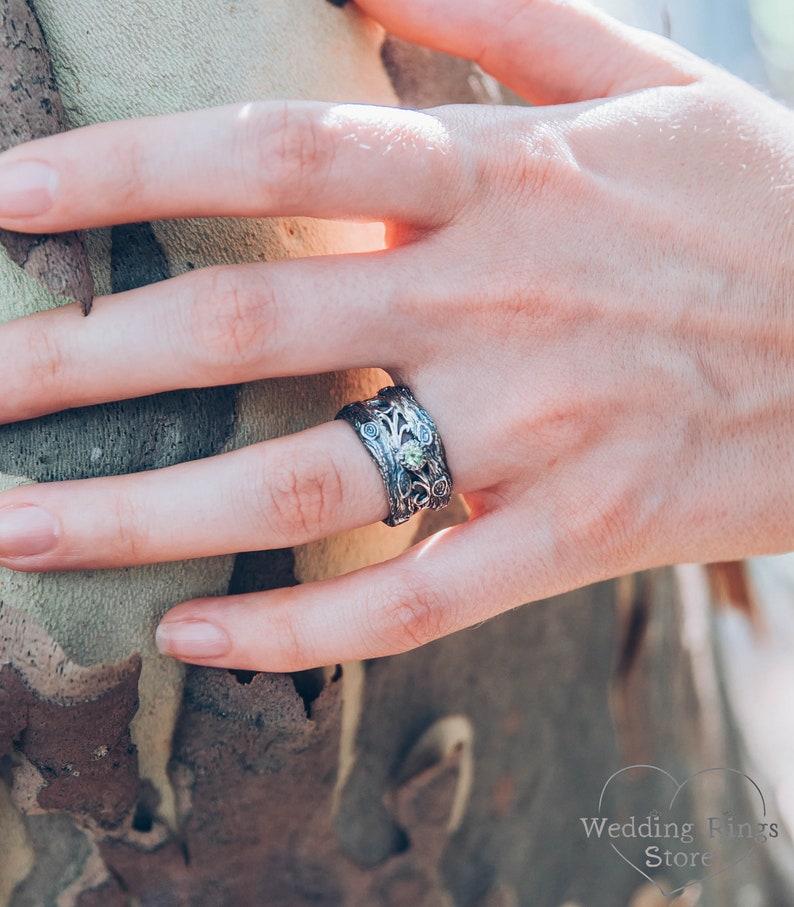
[336,385,453,526]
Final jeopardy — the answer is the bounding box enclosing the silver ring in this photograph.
[336,385,453,526]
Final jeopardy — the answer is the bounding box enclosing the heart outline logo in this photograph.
[595,764,768,897]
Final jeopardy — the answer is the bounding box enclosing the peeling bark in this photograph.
[88,663,478,907]
[0,604,142,829]
[0,0,94,313]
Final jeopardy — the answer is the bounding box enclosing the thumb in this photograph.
[354,0,707,104]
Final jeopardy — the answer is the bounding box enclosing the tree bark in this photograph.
[0,3,791,905]
[0,0,93,312]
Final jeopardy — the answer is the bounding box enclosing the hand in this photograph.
[0,0,792,671]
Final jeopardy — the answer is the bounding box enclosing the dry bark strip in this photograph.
[0,0,94,314]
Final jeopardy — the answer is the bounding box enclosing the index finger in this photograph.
[356,0,707,104]
[0,101,463,232]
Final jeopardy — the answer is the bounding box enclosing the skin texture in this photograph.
[0,0,792,671]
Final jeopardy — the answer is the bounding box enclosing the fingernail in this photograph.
[0,505,59,558]
[0,160,58,218]
[156,619,231,659]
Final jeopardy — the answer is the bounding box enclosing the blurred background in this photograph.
[596,0,794,101]
[594,4,794,903]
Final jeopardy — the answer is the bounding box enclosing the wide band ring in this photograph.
[335,385,453,527]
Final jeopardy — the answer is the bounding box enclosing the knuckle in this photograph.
[528,396,594,455]
[184,266,276,376]
[109,138,145,209]
[263,602,306,671]
[233,101,334,206]
[471,120,576,206]
[561,483,646,574]
[23,322,68,393]
[252,447,346,542]
[369,571,450,654]
[508,127,572,199]
[109,491,151,563]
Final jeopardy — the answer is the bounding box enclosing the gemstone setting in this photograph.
[397,439,427,471]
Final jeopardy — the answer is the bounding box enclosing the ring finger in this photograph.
[0,420,394,570]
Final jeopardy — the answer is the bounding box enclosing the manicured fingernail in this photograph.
[156,620,231,659]
[0,505,59,558]
[0,160,58,218]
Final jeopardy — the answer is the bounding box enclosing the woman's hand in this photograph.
[0,0,792,671]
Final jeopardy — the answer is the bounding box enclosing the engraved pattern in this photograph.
[336,386,453,526]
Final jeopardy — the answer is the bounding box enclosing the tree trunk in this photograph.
[1,2,791,905]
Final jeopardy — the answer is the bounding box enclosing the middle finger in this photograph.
[0,249,424,424]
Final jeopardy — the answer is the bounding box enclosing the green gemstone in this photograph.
[398,440,426,470]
